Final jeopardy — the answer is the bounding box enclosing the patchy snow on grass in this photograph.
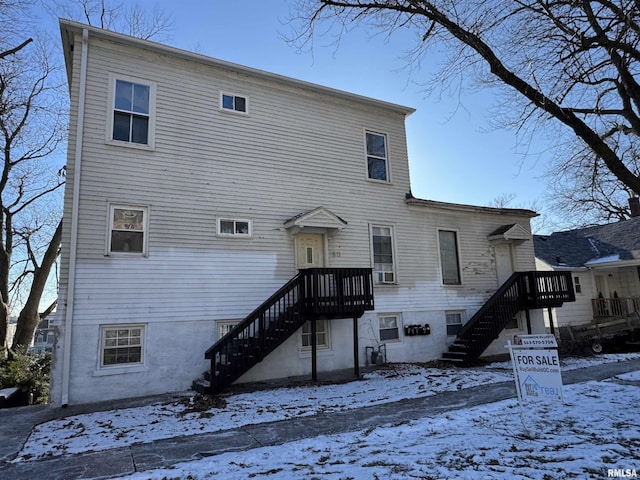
[115,379,640,480]
[14,353,640,471]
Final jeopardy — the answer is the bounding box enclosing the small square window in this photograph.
[108,205,149,255]
[379,315,400,342]
[100,325,145,367]
[217,218,252,237]
[221,93,248,114]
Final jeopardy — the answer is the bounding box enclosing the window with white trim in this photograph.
[217,320,240,340]
[217,218,252,237]
[446,311,464,336]
[371,225,395,284]
[221,92,248,114]
[439,230,461,285]
[108,205,149,255]
[301,320,328,349]
[379,315,400,342]
[110,76,155,146]
[365,131,389,182]
[100,325,144,367]
[574,276,582,294]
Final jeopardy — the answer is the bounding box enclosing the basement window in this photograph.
[301,320,329,350]
[379,315,400,342]
[100,325,145,367]
[446,311,464,336]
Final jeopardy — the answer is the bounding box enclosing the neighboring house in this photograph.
[51,20,573,405]
[535,213,640,336]
[32,317,55,354]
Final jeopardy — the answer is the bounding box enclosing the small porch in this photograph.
[592,297,640,318]
[589,263,640,319]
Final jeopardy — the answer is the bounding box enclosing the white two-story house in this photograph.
[50,19,573,405]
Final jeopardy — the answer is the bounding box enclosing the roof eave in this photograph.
[58,18,416,117]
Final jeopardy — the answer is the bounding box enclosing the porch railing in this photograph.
[592,297,640,318]
[201,268,373,393]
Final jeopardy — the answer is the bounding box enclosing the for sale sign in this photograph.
[507,335,564,405]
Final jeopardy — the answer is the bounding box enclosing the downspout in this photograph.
[61,27,89,407]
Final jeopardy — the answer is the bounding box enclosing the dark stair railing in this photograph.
[196,268,373,394]
[442,271,574,366]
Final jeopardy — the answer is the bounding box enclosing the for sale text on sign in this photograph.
[512,349,563,402]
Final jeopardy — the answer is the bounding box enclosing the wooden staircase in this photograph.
[442,271,575,366]
[194,268,374,394]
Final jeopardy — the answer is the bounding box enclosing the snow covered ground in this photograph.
[15,354,640,479]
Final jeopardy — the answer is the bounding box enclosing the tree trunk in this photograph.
[0,301,8,359]
[11,220,62,354]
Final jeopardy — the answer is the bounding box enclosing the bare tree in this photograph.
[46,0,174,41]
[1,0,174,356]
[0,36,66,355]
[291,1,640,202]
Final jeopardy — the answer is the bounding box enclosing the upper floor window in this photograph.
[217,218,252,238]
[439,230,461,285]
[109,75,156,148]
[221,92,248,114]
[365,131,389,182]
[371,225,395,284]
[108,205,149,255]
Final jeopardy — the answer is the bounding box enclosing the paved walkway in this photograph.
[1,359,639,480]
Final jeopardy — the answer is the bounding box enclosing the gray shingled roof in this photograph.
[534,217,640,268]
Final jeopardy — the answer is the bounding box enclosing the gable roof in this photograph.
[534,217,640,268]
[59,19,415,118]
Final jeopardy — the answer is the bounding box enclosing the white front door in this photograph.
[295,233,325,270]
[494,243,515,285]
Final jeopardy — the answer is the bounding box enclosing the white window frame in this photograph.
[445,311,465,337]
[438,229,462,286]
[379,314,401,343]
[217,320,240,340]
[301,319,330,350]
[98,324,146,369]
[216,217,252,238]
[574,276,582,294]
[106,204,150,256]
[370,224,397,285]
[220,92,249,114]
[364,130,390,183]
[106,74,156,150]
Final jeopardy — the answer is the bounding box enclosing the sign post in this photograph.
[507,334,564,406]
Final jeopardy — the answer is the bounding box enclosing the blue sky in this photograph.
[51,1,554,221]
